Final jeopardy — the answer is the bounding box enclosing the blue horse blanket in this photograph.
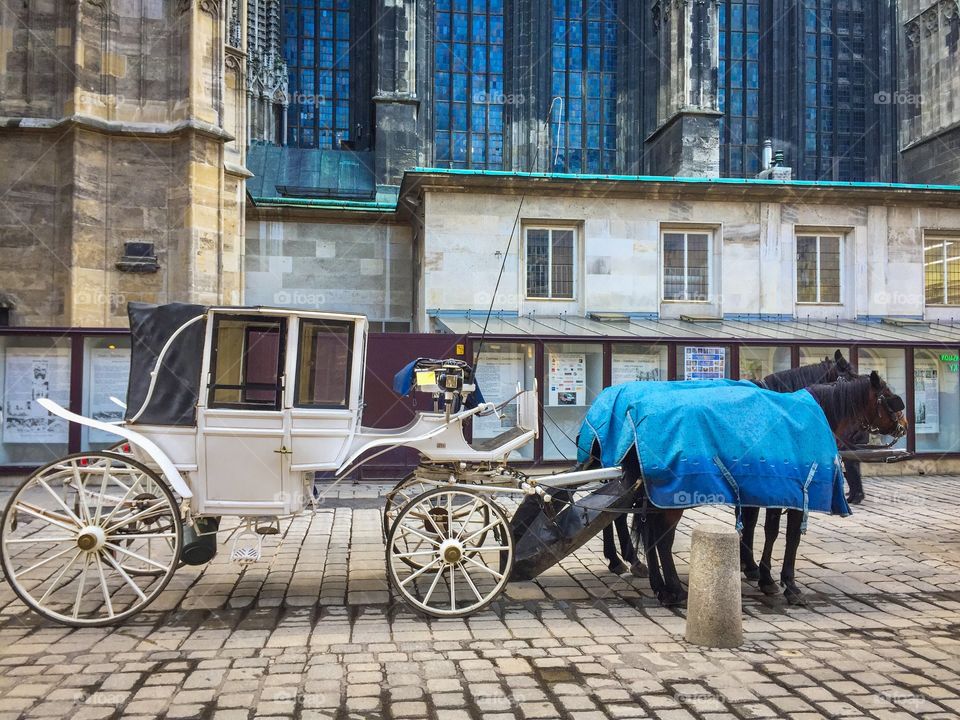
[576,380,850,517]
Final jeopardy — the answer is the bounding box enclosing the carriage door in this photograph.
[199,315,290,515]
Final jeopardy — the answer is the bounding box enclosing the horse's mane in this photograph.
[761,360,839,393]
[804,375,873,431]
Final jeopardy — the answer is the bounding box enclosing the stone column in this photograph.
[685,523,743,648]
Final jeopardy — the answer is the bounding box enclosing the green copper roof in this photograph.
[408,167,960,192]
[246,144,377,202]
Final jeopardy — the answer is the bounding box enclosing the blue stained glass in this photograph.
[436,103,451,130]
[553,0,566,17]
[453,0,468,11]
[489,134,503,164]
[732,6,743,26]
[490,74,503,94]
[569,72,582,97]
[568,123,582,148]
[453,132,468,161]
[746,90,758,116]
[453,13,468,41]
[436,132,451,161]
[569,149,582,171]
[569,2,582,19]
[436,13,451,40]
[318,10,333,38]
[586,150,600,173]
[747,62,758,88]
[474,0,486,11]
[437,0,451,8]
[568,20,582,44]
[471,134,486,163]
[301,10,315,37]
[284,8,297,36]
[489,105,503,132]
[603,46,616,71]
[604,22,616,45]
[569,46,583,69]
[568,98,582,122]
[585,100,599,123]
[553,20,566,42]
[587,73,601,98]
[746,118,759,143]
[602,73,615,98]
[552,47,565,70]
[552,72,566,97]
[731,64,743,88]
[730,90,743,115]
[746,33,759,59]
[587,47,601,69]
[603,1,615,18]
[489,46,503,72]
[453,73,468,101]
[587,21,601,45]
[587,124,600,149]
[453,43,469,69]
[335,41,349,68]
[471,48,487,74]
[731,31,743,57]
[471,74,486,99]
[472,106,487,131]
[472,16,487,42]
[747,5,759,26]
[436,73,451,101]
[284,39,297,63]
[718,91,726,112]
[436,44,451,70]
[452,103,468,130]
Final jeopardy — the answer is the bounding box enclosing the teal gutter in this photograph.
[250,195,397,211]
[408,167,960,193]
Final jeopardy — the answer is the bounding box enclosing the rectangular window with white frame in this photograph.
[525,226,576,300]
[662,230,711,302]
[924,235,960,306]
[796,233,842,304]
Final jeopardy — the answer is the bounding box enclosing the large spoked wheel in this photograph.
[0,452,183,627]
[386,487,513,618]
[383,474,490,569]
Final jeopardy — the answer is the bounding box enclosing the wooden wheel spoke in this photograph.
[14,502,79,533]
[459,563,483,603]
[104,542,169,571]
[462,553,504,580]
[72,554,92,620]
[101,552,148,602]
[396,524,441,547]
[37,550,82,604]
[21,546,76,576]
[399,557,443,587]
[93,553,115,618]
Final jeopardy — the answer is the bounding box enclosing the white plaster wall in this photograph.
[420,190,960,326]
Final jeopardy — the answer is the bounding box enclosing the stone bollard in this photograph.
[685,523,743,648]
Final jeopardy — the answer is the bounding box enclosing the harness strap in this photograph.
[800,462,818,534]
[712,456,743,533]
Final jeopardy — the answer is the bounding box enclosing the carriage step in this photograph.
[230,530,264,564]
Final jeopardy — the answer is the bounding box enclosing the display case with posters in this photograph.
[543,343,603,461]
[80,336,133,450]
[858,347,907,449]
[471,342,536,460]
[915,348,960,453]
[739,346,791,381]
[0,336,71,466]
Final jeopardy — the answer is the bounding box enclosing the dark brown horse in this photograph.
[629,371,907,606]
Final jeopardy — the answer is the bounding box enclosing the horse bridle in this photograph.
[857,389,907,444]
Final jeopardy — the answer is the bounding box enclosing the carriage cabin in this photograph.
[124,304,368,516]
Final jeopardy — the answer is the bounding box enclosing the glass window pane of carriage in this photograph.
[857,347,907,449]
[0,334,72,466]
[80,336,133,451]
[296,320,353,408]
[543,343,604,461]
[739,346,792,381]
[210,318,284,410]
[915,348,960,453]
[677,345,731,380]
[611,344,668,384]
[471,342,535,460]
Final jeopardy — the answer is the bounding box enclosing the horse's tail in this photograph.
[630,512,644,551]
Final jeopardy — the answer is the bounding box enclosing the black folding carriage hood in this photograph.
[124,302,208,426]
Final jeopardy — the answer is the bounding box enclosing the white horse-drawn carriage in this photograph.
[0,304,619,625]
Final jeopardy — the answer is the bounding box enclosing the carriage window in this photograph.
[295,320,353,408]
[209,317,285,410]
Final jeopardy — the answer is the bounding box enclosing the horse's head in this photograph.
[865,370,908,439]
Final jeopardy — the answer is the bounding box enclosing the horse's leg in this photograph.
[758,508,782,595]
[633,511,665,599]
[739,506,760,580]
[781,509,806,605]
[602,523,628,574]
[654,509,686,607]
[614,513,647,577]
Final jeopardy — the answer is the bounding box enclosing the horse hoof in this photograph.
[630,561,649,578]
[608,561,629,575]
[783,584,806,605]
[657,589,687,607]
[759,580,779,596]
[742,565,760,581]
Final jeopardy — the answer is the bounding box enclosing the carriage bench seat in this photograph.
[468,426,531,453]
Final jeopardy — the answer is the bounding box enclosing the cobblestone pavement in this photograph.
[1,474,960,720]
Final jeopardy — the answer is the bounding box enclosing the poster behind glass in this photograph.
[2,347,70,444]
[684,346,726,380]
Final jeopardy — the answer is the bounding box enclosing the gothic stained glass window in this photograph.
[283,0,351,149]
[718,0,760,177]
[549,0,617,174]
[433,0,505,169]
[799,0,868,181]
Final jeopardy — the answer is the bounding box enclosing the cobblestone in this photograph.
[0,478,958,718]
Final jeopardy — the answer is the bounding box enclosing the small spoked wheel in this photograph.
[0,452,182,626]
[383,474,490,569]
[386,487,513,618]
